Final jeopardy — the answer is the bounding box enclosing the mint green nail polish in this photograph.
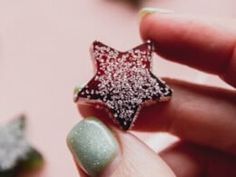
[67,118,119,177]
[139,7,173,18]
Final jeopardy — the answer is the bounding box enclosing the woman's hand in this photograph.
[67,10,236,177]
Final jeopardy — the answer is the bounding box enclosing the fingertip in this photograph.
[139,12,164,41]
[67,118,121,177]
[139,13,236,87]
[139,12,172,41]
[73,103,176,177]
[139,7,174,41]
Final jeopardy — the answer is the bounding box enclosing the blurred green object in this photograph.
[110,0,143,7]
[127,0,142,6]
[0,115,44,177]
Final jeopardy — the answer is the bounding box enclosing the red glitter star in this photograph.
[74,41,172,130]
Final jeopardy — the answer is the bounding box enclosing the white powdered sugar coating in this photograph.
[0,118,31,170]
[77,41,172,129]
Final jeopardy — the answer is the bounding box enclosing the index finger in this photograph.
[140,12,236,88]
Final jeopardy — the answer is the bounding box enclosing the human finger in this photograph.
[67,118,175,177]
[134,78,236,155]
[140,11,236,87]
[160,141,236,177]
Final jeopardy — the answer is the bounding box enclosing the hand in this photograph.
[67,10,236,177]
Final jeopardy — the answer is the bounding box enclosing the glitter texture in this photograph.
[0,116,31,171]
[75,41,172,130]
[67,118,119,177]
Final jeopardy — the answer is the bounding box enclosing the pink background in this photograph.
[0,0,235,176]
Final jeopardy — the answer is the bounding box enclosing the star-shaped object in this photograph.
[0,115,43,176]
[74,41,173,130]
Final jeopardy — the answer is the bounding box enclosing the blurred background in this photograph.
[0,0,235,176]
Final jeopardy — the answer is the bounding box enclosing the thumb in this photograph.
[67,118,175,177]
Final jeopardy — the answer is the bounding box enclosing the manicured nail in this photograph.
[139,7,173,19]
[74,86,82,94]
[73,86,82,102]
[67,118,119,177]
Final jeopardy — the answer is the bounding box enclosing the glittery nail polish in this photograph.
[67,118,119,177]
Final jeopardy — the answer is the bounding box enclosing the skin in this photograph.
[76,13,236,177]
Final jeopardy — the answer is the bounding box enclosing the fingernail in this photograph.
[139,7,173,19]
[67,118,119,177]
[73,86,82,102]
[74,86,82,94]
